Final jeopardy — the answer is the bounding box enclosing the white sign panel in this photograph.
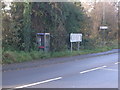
[100,26,108,30]
[70,33,82,42]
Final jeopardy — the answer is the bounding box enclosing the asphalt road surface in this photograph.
[2,50,119,88]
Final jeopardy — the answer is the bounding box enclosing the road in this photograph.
[2,50,119,88]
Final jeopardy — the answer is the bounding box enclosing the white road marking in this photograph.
[80,66,107,74]
[101,68,118,71]
[13,62,118,88]
[115,62,119,64]
[14,77,62,88]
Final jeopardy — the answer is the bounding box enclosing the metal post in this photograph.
[44,34,46,52]
[104,29,105,46]
[71,42,72,52]
[77,42,80,51]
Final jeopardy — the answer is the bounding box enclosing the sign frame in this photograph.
[70,33,82,52]
[70,33,82,42]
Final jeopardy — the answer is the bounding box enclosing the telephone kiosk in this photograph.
[36,33,50,52]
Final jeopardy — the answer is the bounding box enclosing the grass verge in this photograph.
[2,45,118,64]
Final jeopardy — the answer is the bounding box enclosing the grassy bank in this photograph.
[2,45,118,64]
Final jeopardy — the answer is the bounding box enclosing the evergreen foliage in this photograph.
[2,2,118,52]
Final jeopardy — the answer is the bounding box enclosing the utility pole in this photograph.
[102,2,105,25]
[102,2,106,46]
[118,1,120,48]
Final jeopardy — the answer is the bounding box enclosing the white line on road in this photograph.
[14,77,62,88]
[80,66,107,74]
[115,62,119,64]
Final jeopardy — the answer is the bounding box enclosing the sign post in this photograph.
[99,26,108,45]
[77,42,80,51]
[70,33,82,52]
[71,42,73,52]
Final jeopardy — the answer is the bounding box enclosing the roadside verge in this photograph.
[2,49,118,72]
